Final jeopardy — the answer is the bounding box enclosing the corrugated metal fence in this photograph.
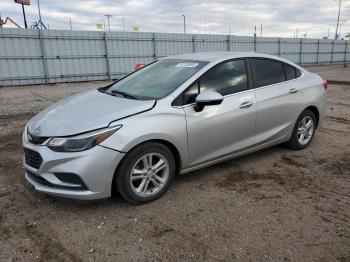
[0,28,349,86]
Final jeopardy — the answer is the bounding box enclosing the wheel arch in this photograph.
[304,105,320,128]
[111,138,183,196]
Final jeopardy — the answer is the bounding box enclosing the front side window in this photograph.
[106,59,208,100]
[200,59,248,96]
[250,58,285,88]
[179,59,248,105]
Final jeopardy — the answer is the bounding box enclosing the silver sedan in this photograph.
[22,52,327,203]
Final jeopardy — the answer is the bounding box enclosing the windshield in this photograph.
[106,59,208,100]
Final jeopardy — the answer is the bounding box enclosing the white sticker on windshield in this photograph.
[175,63,199,68]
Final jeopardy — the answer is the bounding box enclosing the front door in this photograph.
[182,59,256,167]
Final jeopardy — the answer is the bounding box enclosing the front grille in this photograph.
[24,148,43,169]
[27,171,88,191]
[27,132,49,145]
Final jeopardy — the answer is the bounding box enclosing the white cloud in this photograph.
[0,0,349,38]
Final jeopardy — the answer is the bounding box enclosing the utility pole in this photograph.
[182,15,186,34]
[335,0,342,39]
[296,28,299,38]
[105,14,113,31]
[69,18,72,30]
[254,25,257,37]
[339,22,344,39]
[21,3,28,28]
[328,28,330,38]
[37,0,43,29]
[260,24,262,37]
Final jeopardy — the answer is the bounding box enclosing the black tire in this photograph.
[115,142,176,204]
[286,109,316,150]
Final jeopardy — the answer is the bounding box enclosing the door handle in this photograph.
[239,101,254,109]
[289,88,298,94]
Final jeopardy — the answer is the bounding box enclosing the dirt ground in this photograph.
[0,66,349,262]
[305,64,350,83]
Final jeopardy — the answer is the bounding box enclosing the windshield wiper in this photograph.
[109,90,139,100]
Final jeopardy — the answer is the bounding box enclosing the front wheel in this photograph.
[115,142,176,204]
[287,109,316,150]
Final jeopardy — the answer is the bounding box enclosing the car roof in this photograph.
[162,52,300,67]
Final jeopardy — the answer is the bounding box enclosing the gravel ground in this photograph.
[0,66,349,261]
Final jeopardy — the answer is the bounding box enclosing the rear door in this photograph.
[181,59,257,167]
[250,58,303,144]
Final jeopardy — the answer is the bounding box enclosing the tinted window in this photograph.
[251,59,285,88]
[296,68,302,78]
[199,59,248,96]
[107,59,208,100]
[180,59,248,105]
[182,82,199,105]
[283,63,297,80]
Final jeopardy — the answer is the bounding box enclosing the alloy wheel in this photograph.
[297,116,314,145]
[129,153,170,197]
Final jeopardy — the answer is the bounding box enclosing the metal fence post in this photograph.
[227,35,230,51]
[104,31,111,80]
[38,30,49,84]
[344,41,348,67]
[192,35,195,53]
[299,38,303,65]
[152,33,157,60]
[254,35,257,52]
[330,39,335,64]
[277,38,281,57]
[316,39,320,65]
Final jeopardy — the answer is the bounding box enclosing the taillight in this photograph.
[322,79,328,90]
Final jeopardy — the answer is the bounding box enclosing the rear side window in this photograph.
[283,63,297,80]
[296,68,302,77]
[283,63,302,80]
[250,58,285,88]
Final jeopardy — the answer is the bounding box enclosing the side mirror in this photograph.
[194,90,223,112]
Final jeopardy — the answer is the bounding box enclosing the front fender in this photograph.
[100,106,189,168]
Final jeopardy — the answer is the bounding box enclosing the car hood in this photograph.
[27,89,155,137]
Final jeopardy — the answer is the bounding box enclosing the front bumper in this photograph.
[22,137,125,200]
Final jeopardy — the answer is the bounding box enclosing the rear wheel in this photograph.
[287,109,316,150]
[115,142,176,204]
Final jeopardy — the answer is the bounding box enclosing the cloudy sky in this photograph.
[1,0,349,39]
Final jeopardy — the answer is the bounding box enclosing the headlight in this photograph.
[47,125,121,152]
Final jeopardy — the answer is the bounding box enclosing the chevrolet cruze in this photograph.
[22,52,327,204]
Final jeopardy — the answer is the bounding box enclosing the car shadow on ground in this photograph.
[41,143,290,209]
